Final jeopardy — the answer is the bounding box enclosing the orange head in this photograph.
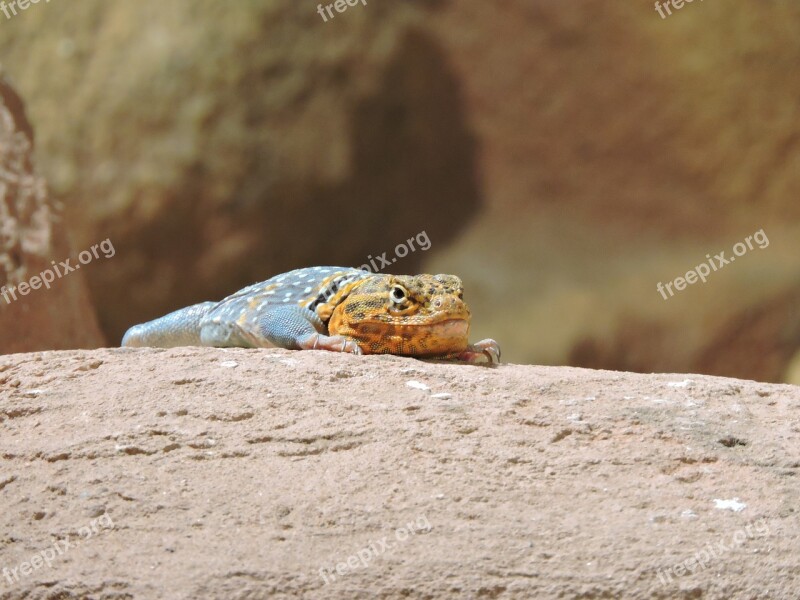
[327,274,471,356]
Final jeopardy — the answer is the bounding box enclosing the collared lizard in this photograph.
[121,266,500,364]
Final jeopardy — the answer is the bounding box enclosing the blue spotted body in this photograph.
[123,267,369,350]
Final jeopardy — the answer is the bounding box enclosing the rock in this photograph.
[1,0,797,382]
[422,1,800,381]
[1,347,798,598]
[0,1,481,343]
[786,351,800,386]
[0,72,104,353]
[696,284,800,383]
[570,283,800,384]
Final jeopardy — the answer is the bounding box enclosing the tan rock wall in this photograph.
[0,1,797,381]
[425,1,800,381]
[0,73,103,353]
[0,1,482,344]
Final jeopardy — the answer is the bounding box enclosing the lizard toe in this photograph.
[458,338,501,365]
[301,333,362,355]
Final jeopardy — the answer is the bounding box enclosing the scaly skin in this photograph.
[121,267,500,364]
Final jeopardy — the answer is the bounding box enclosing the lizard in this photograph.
[121,266,500,364]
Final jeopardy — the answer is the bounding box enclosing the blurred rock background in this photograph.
[0,72,103,352]
[0,0,797,383]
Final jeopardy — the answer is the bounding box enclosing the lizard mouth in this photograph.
[350,317,470,356]
[428,318,469,337]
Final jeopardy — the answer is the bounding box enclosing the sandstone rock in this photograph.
[1,0,798,384]
[0,72,103,353]
[424,1,800,381]
[0,1,481,344]
[696,284,800,383]
[0,347,798,598]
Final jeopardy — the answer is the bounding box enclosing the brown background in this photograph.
[0,0,798,382]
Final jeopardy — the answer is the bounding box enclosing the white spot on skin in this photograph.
[266,290,275,295]
[714,498,747,512]
[219,361,238,368]
[406,380,430,391]
[304,287,313,294]
[283,297,291,303]
[431,393,452,399]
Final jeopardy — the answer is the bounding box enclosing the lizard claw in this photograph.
[456,338,501,365]
[340,337,363,354]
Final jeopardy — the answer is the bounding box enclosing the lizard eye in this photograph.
[390,285,407,304]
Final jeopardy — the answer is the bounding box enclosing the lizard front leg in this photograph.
[252,306,362,354]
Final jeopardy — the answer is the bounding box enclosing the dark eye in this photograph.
[390,286,407,303]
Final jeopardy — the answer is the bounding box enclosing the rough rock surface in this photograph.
[0,73,103,354]
[1,348,797,599]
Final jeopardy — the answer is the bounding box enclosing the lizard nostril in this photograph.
[434,299,442,309]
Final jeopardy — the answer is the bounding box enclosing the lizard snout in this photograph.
[432,294,470,319]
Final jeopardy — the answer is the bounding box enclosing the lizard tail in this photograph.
[121,302,217,348]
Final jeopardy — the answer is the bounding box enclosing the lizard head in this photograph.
[328,273,471,356]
